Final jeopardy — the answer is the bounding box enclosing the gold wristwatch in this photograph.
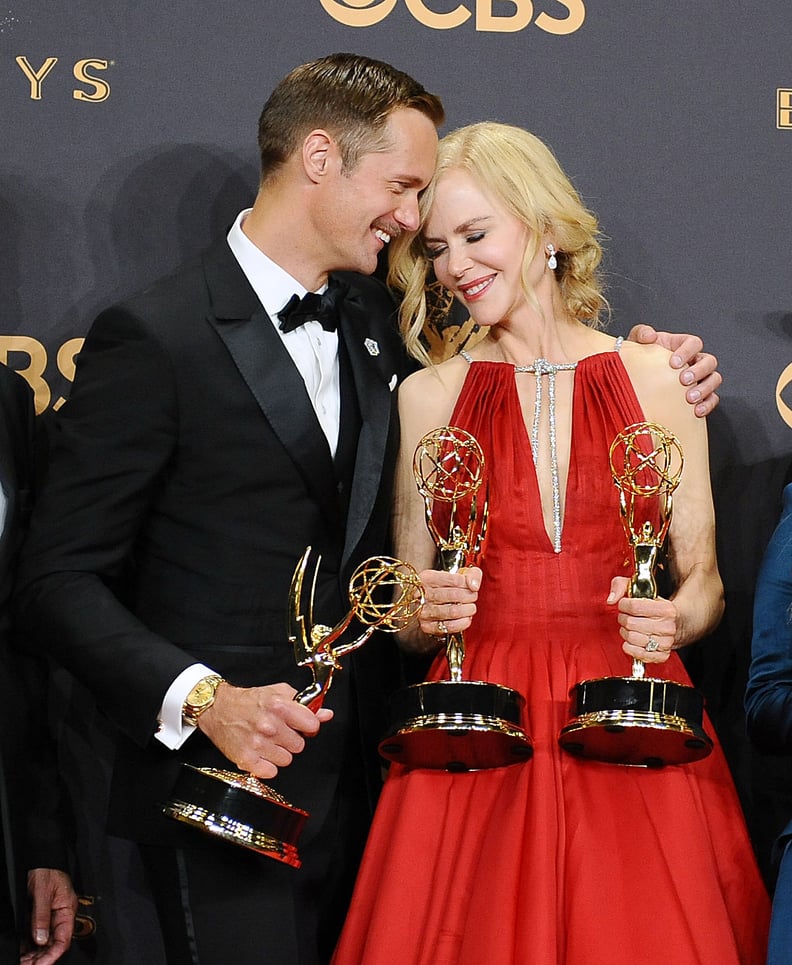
[182,674,225,727]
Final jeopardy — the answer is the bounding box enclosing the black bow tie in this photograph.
[277,278,349,334]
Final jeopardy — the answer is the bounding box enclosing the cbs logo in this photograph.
[319,0,585,33]
[0,336,84,415]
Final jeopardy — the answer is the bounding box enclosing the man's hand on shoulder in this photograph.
[21,868,78,965]
[627,324,722,418]
[197,682,333,779]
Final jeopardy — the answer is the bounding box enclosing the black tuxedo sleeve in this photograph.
[14,306,199,746]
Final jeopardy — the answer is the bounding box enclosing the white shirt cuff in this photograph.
[155,663,217,750]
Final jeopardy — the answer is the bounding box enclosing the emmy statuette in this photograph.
[164,548,423,866]
[379,426,533,771]
[559,422,713,767]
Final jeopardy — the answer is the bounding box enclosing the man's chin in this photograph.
[355,251,381,276]
[331,245,381,277]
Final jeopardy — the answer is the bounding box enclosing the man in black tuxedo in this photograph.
[14,54,721,965]
[15,54,442,965]
[0,363,76,965]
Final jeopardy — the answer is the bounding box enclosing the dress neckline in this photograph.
[457,338,623,554]
[458,335,623,370]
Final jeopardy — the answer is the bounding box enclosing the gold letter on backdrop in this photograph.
[778,89,792,129]
[476,0,532,32]
[536,0,585,34]
[73,60,111,102]
[0,336,85,414]
[776,363,792,429]
[15,56,58,100]
[0,336,50,414]
[54,338,85,411]
[319,0,397,27]
[406,0,471,29]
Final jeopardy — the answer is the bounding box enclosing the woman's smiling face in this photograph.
[422,168,542,328]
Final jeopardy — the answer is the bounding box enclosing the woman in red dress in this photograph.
[333,122,769,965]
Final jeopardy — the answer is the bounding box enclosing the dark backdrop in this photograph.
[2,3,790,961]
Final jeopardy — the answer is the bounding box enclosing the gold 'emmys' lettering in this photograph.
[319,0,397,27]
[15,56,58,100]
[15,56,111,101]
[73,59,110,102]
[0,336,85,415]
[776,363,792,428]
[318,0,585,32]
[405,0,470,29]
[535,0,585,34]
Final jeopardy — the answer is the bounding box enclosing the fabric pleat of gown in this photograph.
[333,350,769,965]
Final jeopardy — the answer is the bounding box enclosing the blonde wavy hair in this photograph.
[388,122,607,366]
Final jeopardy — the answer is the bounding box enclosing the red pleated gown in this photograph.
[333,352,769,965]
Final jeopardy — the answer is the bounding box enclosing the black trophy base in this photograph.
[163,765,308,868]
[379,679,533,771]
[559,675,713,767]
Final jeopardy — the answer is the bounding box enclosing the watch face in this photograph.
[189,679,217,707]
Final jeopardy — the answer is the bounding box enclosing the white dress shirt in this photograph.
[228,209,341,456]
[156,210,341,748]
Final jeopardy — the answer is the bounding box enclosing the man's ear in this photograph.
[302,129,336,183]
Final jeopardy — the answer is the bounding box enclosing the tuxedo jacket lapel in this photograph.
[203,242,339,524]
[338,287,396,568]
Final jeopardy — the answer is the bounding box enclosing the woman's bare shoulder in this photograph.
[619,336,674,370]
[400,355,469,402]
[619,337,693,429]
[398,356,469,439]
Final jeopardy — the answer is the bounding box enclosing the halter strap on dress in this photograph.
[459,337,623,553]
